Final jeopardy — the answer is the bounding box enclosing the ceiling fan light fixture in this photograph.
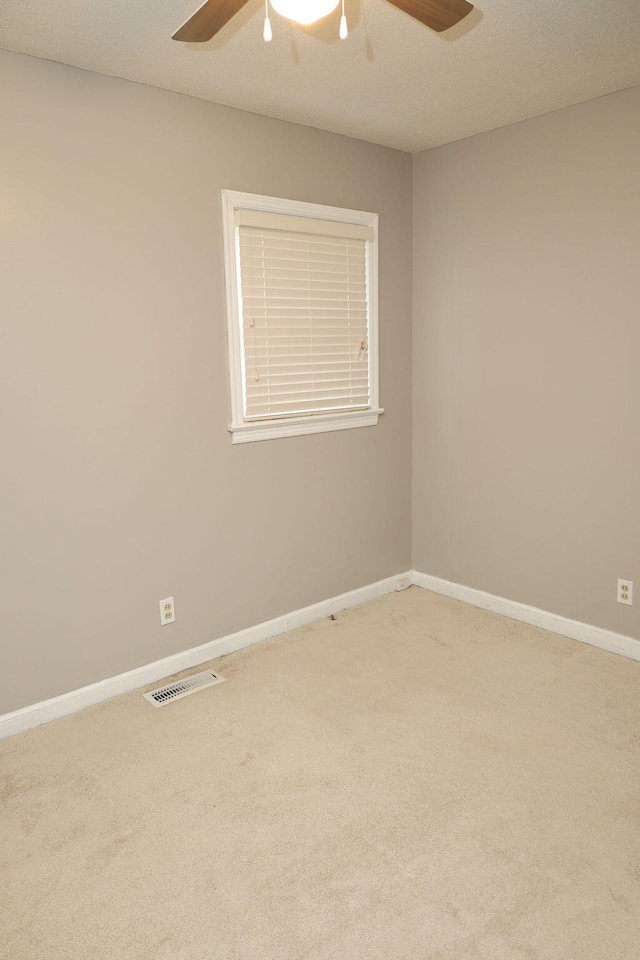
[172,0,474,44]
[269,0,340,26]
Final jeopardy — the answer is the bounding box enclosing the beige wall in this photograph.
[413,87,640,638]
[1,51,413,713]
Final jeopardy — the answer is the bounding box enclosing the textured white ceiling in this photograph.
[1,0,639,151]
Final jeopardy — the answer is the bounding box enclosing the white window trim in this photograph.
[221,189,382,444]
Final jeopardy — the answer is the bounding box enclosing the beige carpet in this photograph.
[2,587,640,959]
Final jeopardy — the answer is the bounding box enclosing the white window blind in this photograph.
[235,221,371,421]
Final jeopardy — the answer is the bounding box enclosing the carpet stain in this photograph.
[0,772,43,803]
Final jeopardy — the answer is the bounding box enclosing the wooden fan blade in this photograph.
[385,0,473,32]
[172,0,251,41]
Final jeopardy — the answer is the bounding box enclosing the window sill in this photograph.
[228,408,384,444]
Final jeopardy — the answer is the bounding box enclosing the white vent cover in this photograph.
[143,670,225,707]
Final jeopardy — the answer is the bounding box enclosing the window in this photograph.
[222,190,382,443]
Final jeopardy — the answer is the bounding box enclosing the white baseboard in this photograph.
[0,571,412,741]
[5,569,637,741]
[413,571,640,663]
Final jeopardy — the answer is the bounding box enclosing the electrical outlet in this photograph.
[160,596,176,624]
[396,576,411,592]
[617,580,633,605]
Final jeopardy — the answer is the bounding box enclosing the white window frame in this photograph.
[222,189,382,444]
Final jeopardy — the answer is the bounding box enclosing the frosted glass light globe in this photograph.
[270,0,340,25]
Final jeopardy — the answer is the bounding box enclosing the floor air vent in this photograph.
[143,670,225,707]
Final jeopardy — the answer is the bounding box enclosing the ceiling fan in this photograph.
[172,0,474,43]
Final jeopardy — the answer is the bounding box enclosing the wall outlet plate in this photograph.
[617,579,633,605]
[160,596,176,624]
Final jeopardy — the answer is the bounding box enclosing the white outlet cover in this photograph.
[617,579,633,606]
[160,596,176,624]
